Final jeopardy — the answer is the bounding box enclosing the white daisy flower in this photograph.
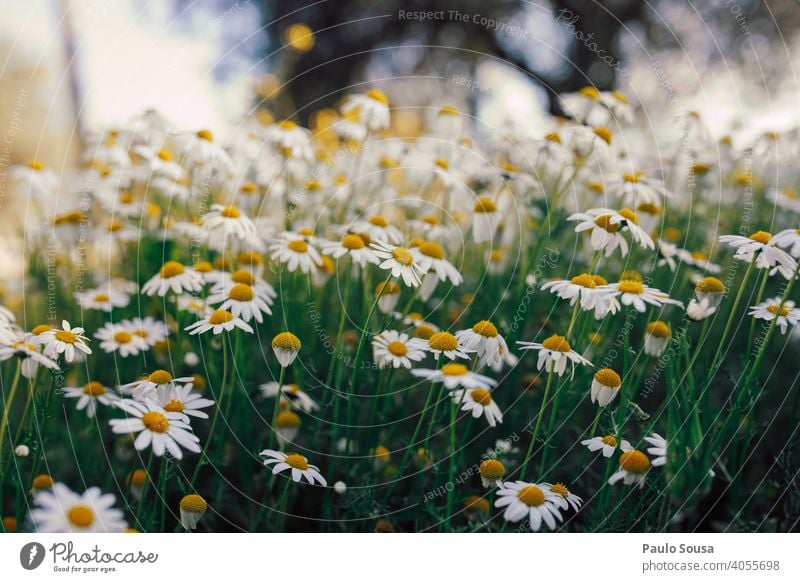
[272,332,301,367]
[719,231,797,278]
[39,320,92,363]
[644,433,667,467]
[141,261,202,297]
[266,120,314,162]
[179,494,208,531]
[372,330,425,369]
[206,281,272,323]
[541,274,617,317]
[608,442,651,488]
[411,362,496,390]
[517,334,592,379]
[686,298,717,322]
[352,215,403,244]
[772,227,800,257]
[75,287,130,313]
[599,279,683,313]
[542,482,584,512]
[643,321,671,356]
[321,233,379,268]
[375,280,401,314]
[451,387,503,427]
[694,276,726,307]
[590,368,621,407]
[62,381,120,418]
[0,336,60,378]
[568,207,654,258]
[185,309,254,335]
[341,89,390,132]
[408,330,475,361]
[455,320,511,369]
[748,297,799,334]
[124,317,169,347]
[269,233,323,274]
[472,197,500,244]
[94,323,148,357]
[412,241,463,300]
[154,383,215,419]
[606,171,671,206]
[120,369,194,402]
[260,382,318,413]
[29,483,127,533]
[109,400,201,460]
[370,240,428,288]
[181,129,235,178]
[200,204,262,252]
[495,481,563,532]
[479,458,506,487]
[581,434,630,458]
[260,449,327,486]
[10,160,59,199]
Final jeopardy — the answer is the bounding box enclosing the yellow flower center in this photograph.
[230,270,255,286]
[623,171,643,183]
[545,131,561,143]
[220,206,241,219]
[473,197,497,213]
[570,274,597,288]
[618,280,644,295]
[148,370,173,384]
[517,485,546,507]
[435,159,449,170]
[619,208,638,224]
[82,382,106,396]
[439,105,460,116]
[696,277,724,294]
[129,469,147,487]
[375,281,400,296]
[619,450,651,473]
[415,324,436,340]
[164,400,184,413]
[594,368,621,388]
[601,434,617,447]
[366,88,388,105]
[180,494,207,513]
[342,234,366,250]
[391,246,413,266]
[637,202,662,215]
[209,310,235,325]
[32,475,54,490]
[550,483,569,498]
[423,215,440,225]
[272,332,301,350]
[369,215,389,227]
[288,239,308,253]
[93,293,110,302]
[647,321,671,338]
[419,241,445,259]
[470,388,492,406]
[157,149,172,161]
[67,506,95,528]
[238,251,263,265]
[229,283,255,302]
[471,320,498,337]
[594,214,618,232]
[28,160,45,171]
[767,304,791,317]
[428,331,458,352]
[160,261,185,278]
[593,127,612,145]
[194,261,213,273]
[114,331,133,345]
[441,363,468,376]
[579,86,601,100]
[749,231,772,244]
[387,341,408,357]
[142,411,169,433]
[196,129,213,141]
[32,324,52,335]
[479,459,505,480]
[542,334,571,352]
[464,496,489,513]
[284,453,309,470]
[276,411,301,428]
[55,330,77,344]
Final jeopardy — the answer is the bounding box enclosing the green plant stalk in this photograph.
[0,359,22,479]
[745,268,770,351]
[519,367,555,481]
[709,260,755,372]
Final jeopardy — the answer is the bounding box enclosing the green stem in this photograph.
[519,368,555,481]
[0,360,22,477]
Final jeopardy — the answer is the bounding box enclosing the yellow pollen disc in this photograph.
[550,483,569,498]
[601,434,617,447]
[229,283,255,302]
[612,90,628,103]
[369,215,388,227]
[423,215,440,225]
[623,171,643,183]
[32,475,54,489]
[180,494,207,513]
[376,281,400,296]
[545,131,561,143]
[196,129,213,141]
[129,469,147,487]
[621,270,643,283]
[32,324,52,335]
[164,400,185,413]
[214,257,232,271]
[106,220,123,232]
[391,246,413,266]
[587,181,605,193]
[156,149,172,161]
[148,370,173,384]
[428,331,458,352]
[749,231,771,244]
[277,411,301,428]
[618,208,638,224]
[473,197,497,213]
[55,330,77,344]
[767,304,791,317]
[439,105,460,116]
[415,324,435,340]
[646,321,670,338]
[619,450,651,473]
[479,459,505,480]
[28,160,45,171]
[696,277,724,294]
[435,159,449,170]
[409,238,424,248]
[93,293,110,302]
[441,363,468,376]
[571,274,596,288]
[419,241,444,259]
[373,445,390,461]
[194,261,213,273]
[594,127,612,145]
[319,256,335,273]
[465,496,489,513]
[594,214,618,232]
[472,320,498,337]
[305,180,321,191]
[220,206,241,219]
[489,250,503,262]
[517,485,546,507]
[287,239,308,253]
[594,368,621,388]
[67,506,95,528]
[284,452,309,470]
[134,329,148,339]
[366,89,388,105]
[618,280,644,295]
[542,334,571,352]
[160,261,185,278]
[691,251,707,260]
[231,270,256,285]
[579,86,601,100]
[82,382,106,396]
[272,332,301,350]
[637,202,661,215]
[240,182,258,194]
[238,251,263,265]
[342,234,366,250]
[387,341,408,357]
[142,411,169,433]
[209,310,234,325]
[470,388,492,406]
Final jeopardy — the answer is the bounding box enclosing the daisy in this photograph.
[267,120,314,162]
[772,227,800,257]
[370,240,427,288]
[375,280,401,314]
[748,297,800,334]
[62,381,120,418]
[472,197,500,244]
[0,337,60,378]
[694,276,725,307]
[154,383,215,419]
[409,330,475,361]
[39,320,92,363]
[179,494,208,531]
[608,443,651,488]
[372,330,425,369]
[29,483,128,533]
[517,334,592,378]
[581,434,629,457]
[94,323,147,357]
[684,250,722,274]
[590,368,621,407]
[568,208,654,258]
[75,287,130,312]
[206,282,272,323]
[352,215,403,244]
[272,331,301,367]
[606,171,671,206]
[200,204,262,252]
[275,410,301,443]
[411,362,496,390]
[124,317,169,347]
[455,320,511,369]
[644,321,671,356]
[120,369,194,402]
[341,89,390,132]
[560,86,609,126]
[478,458,506,487]
[495,481,563,532]
[542,482,583,512]
[269,233,323,274]
[451,387,503,427]
[600,279,683,313]
[181,129,235,178]
[412,241,463,300]
[141,261,202,297]
[260,382,318,413]
[321,233,379,268]
[260,449,327,486]
[719,231,797,278]
[185,309,254,335]
[109,400,201,459]
[10,160,59,199]
[686,298,717,322]
[541,274,616,316]
[644,433,667,467]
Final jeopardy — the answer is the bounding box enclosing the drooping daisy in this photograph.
[644,433,667,467]
[260,382,318,413]
[412,241,463,300]
[75,287,130,312]
[94,323,147,357]
[29,483,128,533]
[748,297,799,334]
[581,434,630,457]
[371,330,425,369]
[411,362,496,390]
[272,331,301,367]
[542,482,583,512]
[694,276,725,307]
[185,309,254,335]
[455,320,511,369]
[643,321,671,356]
[109,400,201,459]
[39,320,92,363]
[154,383,215,419]
[599,279,683,313]
[719,231,797,278]
[451,387,503,427]
[408,330,475,361]
[260,449,327,486]
[495,481,563,532]
[269,233,323,274]
[370,240,427,288]
[179,494,208,530]
[206,282,272,323]
[608,443,651,488]
[472,197,500,244]
[478,458,506,487]
[590,368,621,407]
[321,233,379,268]
[120,369,194,402]
[375,280,401,314]
[517,334,592,378]
[62,381,120,418]
[568,208,654,257]
[541,274,617,317]
[141,261,202,297]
